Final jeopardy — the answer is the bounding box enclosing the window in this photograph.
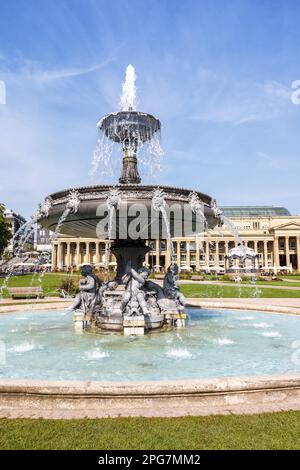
[149,240,155,250]
[253,222,260,229]
[160,240,166,251]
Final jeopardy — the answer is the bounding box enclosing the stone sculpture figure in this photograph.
[70,265,102,314]
[163,263,186,311]
[121,266,150,316]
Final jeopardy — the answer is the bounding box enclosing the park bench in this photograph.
[154,273,165,280]
[191,275,204,281]
[8,287,44,299]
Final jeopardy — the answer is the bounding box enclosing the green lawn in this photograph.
[0,273,77,298]
[0,412,299,450]
[243,280,300,287]
[181,283,300,298]
[209,280,300,288]
[2,273,300,299]
[280,275,300,280]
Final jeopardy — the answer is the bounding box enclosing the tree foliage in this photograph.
[0,204,12,257]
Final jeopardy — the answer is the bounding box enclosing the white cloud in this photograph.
[187,79,292,124]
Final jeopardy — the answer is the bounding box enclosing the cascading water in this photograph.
[54,189,81,236]
[120,64,138,111]
[188,191,208,263]
[105,187,122,270]
[89,132,115,177]
[0,199,53,299]
[0,191,81,299]
[90,65,164,181]
[152,188,175,264]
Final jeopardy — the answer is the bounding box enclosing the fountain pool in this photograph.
[1,307,299,381]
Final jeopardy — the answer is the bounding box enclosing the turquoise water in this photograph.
[0,308,299,381]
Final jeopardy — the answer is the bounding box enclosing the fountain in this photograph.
[1,66,300,419]
[39,65,221,334]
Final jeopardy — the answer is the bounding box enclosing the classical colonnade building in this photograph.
[51,206,300,272]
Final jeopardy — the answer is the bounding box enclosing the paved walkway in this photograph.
[0,297,69,313]
[186,297,300,315]
[179,280,300,290]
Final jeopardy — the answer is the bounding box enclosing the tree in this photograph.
[0,204,12,257]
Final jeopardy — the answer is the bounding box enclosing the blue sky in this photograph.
[0,0,300,217]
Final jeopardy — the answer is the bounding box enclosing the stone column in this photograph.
[285,236,290,268]
[166,240,171,267]
[105,241,110,266]
[274,237,279,269]
[224,240,229,271]
[214,241,219,268]
[76,242,81,268]
[205,240,210,268]
[66,242,71,268]
[57,242,62,271]
[186,241,190,268]
[51,243,57,271]
[85,241,90,264]
[155,240,160,270]
[297,237,300,272]
[95,242,100,263]
[263,241,268,268]
[195,238,200,272]
[144,240,150,266]
[177,241,181,268]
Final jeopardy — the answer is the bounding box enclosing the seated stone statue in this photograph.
[163,263,186,311]
[96,280,118,305]
[69,264,102,314]
[121,266,150,316]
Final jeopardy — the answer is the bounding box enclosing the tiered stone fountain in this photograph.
[39,66,221,334]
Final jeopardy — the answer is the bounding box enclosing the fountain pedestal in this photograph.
[123,315,145,335]
[111,241,150,281]
[119,146,141,184]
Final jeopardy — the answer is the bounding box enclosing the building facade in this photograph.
[51,206,300,273]
[34,224,53,253]
[4,209,34,255]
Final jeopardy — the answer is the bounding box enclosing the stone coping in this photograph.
[0,299,69,314]
[0,301,300,417]
[0,374,300,418]
[1,297,300,316]
[1,374,300,395]
[186,299,300,316]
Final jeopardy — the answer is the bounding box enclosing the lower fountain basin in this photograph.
[1,307,299,381]
[39,184,219,239]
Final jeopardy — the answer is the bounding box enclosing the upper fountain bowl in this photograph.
[98,111,161,144]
